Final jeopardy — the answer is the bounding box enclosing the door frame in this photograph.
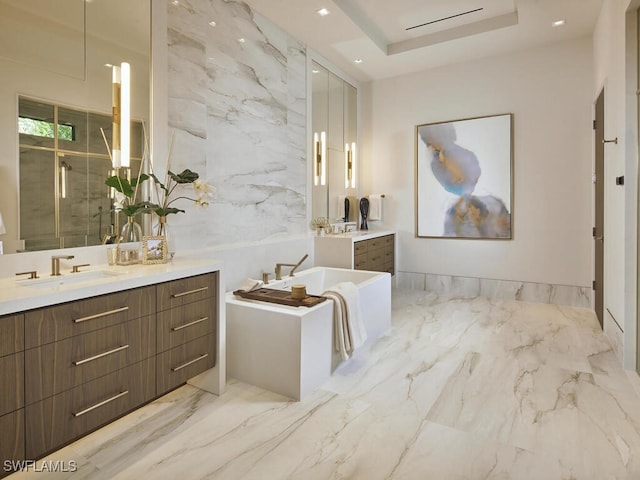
[594,88,604,329]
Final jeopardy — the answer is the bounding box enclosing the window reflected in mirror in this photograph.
[18,97,143,251]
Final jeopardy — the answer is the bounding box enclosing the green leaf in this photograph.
[131,173,149,188]
[169,169,199,184]
[163,207,185,215]
[149,173,169,194]
[105,176,135,197]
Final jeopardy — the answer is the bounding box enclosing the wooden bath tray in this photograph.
[233,288,327,307]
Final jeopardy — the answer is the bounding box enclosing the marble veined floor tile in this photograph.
[10,290,640,480]
[425,351,640,478]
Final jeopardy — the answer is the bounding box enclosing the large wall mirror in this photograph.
[311,60,358,224]
[0,0,150,254]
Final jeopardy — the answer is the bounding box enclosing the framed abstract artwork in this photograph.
[415,113,513,239]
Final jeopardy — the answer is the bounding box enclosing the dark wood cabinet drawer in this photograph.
[0,314,24,358]
[368,237,385,250]
[354,241,367,255]
[352,234,394,275]
[25,316,156,405]
[354,252,368,270]
[0,353,24,417]
[0,409,24,476]
[157,273,217,312]
[157,334,215,395]
[25,286,156,348]
[25,359,155,459]
[157,298,216,353]
[367,249,385,268]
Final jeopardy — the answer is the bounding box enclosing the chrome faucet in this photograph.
[275,254,309,280]
[51,255,74,276]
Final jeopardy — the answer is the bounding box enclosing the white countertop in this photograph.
[0,258,224,316]
[317,230,395,242]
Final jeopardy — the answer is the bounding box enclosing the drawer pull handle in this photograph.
[74,306,129,323]
[172,317,208,332]
[172,353,208,372]
[74,345,130,366]
[73,390,129,417]
[171,286,209,298]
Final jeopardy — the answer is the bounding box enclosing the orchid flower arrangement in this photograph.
[146,131,215,217]
[147,168,215,217]
[102,127,214,222]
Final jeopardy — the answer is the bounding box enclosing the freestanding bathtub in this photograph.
[226,267,391,400]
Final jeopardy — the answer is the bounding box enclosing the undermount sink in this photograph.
[17,270,124,289]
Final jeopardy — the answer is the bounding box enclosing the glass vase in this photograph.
[117,217,143,265]
[154,216,175,260]
[120,217,142,243]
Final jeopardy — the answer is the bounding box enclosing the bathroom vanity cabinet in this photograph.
[0,262,222,471]
[156,275,217,395]
[0,313,25,477]
[315,231,395,275]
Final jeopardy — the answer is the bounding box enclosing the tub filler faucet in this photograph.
[275,254,308,280]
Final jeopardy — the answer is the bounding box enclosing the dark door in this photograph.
[594,89,604,329]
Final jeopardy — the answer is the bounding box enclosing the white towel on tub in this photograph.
[323,281,366,360]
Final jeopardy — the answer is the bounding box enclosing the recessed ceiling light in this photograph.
[552,19,566,27]
[171,0,179,5]
[104,63,113,68]
[238,38,246,43]
[354,59,363,64]
[209,21,217,27]
[312,69,319,74]
[317,8,330,17]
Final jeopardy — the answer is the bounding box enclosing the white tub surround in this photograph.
[226,267,391,400]
[315,230,395,274]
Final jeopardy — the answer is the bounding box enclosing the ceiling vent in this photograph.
[406,7,484,31]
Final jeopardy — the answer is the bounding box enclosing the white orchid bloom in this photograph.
[193,179,215,198]
[113,191,127,212]
[194,197,210,208]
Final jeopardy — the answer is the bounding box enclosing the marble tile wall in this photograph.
[396,271,592,308]
[167,0,307,251]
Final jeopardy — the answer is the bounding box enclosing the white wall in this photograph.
[593,0,639,369]
[361,37,594,289]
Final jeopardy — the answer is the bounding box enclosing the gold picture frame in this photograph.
[415,113,513,239]
[142,235,167,264]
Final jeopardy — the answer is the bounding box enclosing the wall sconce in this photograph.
[314,131,326,186]
[60,159,71,199]
[345,142,356,189]
[111,62,130,168]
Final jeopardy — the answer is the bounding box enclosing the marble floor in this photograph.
[11,290,640,480]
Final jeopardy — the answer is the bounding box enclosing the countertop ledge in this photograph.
[0,258,224,316]
[316,230,395,242]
